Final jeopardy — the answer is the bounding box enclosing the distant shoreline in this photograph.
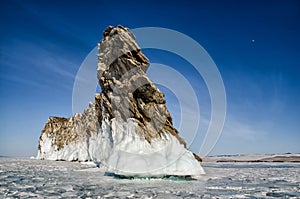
[203,154,300,163]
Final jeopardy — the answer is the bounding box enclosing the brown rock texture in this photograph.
[37,100,100,161]
[96,25,187,147]
[37,25,203,173]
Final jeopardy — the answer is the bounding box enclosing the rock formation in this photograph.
[37,25,204,176]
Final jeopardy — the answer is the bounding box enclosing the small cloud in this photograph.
[222,118,268,141]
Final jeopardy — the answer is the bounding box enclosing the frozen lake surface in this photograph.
[0,158,299,198]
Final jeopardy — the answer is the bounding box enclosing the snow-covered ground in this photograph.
[0,158,299,198]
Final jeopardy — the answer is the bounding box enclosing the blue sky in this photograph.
[0,0,299,157]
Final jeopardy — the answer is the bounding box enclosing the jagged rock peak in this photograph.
[97,25,148,81]
[103,25,132,38]
[96,25,186,146]
[37,25,204,177]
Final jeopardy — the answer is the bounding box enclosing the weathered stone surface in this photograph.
[96,25,187,146]
[37,25,203,175]
[37,100,100,161]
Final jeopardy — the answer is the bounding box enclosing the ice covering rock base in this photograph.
[37,25,205,176]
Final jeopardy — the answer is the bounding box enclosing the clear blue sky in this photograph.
[0,0,299,157]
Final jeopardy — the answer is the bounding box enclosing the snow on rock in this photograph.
[37,25,205,176]
[37,101,99,162]
[96,118,204,176]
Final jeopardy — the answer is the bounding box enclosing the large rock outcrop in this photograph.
[37,25,204,177]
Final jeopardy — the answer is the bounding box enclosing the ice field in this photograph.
[0,158,299,198]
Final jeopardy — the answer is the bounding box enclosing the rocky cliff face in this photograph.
[37,25,204,176]
[37,99,100,161]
